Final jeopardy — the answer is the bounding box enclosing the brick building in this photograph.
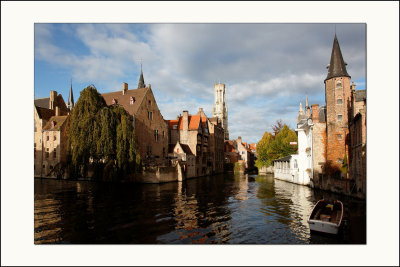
[101,70,168,166]
[34,91,69,177]
[197,108,225,174]
[349,89,366,196]
[224,137,255,171]
[224,140,240,164]
[168,142,196,178]
[41,115,70,178]
[308,34,366,196]
[166,111,211,177]
[324,34,353,175]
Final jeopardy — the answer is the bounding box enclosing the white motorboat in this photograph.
[308,199,344,235]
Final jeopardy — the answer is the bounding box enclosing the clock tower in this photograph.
[212,83,229,140]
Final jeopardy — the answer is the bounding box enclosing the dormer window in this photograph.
[130,97,135,105]
[51,121,55,128]
[112,98,117,105]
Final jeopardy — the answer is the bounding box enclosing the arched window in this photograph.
[336,80,342,88]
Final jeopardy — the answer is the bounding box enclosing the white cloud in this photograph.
[35,23,366,143]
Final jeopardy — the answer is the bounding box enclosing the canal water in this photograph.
[34,173,366,244]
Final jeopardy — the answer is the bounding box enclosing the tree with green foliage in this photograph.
[255,131,274,168]
[67,85,140,180]
[255,122,298,168]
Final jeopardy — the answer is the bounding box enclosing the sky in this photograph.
[34,23,366,144]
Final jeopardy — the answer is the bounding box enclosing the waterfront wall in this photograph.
[312,173,365,199]
[258,166,273,174]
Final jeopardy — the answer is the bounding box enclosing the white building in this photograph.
[273,97,313,186]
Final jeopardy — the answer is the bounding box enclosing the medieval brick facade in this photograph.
[102,83,169,166]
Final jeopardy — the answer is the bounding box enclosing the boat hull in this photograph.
[308,219,340,235]
[308,199,343,235]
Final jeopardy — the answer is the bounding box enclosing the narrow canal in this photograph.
[34,173,366,244]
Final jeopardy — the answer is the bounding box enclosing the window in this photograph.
[337,134,342,140]
[34,124,37,132]
[338,114,342,121]
[337,98,342,104]
[50,165,53,170]
[54,136,56,141]
[45,147,49,158]
[112,98,117,105]
[336,80,342,88]
[53,148,57,158]
[46,135,49,141]
[173,125,177,130]
[294,160,298,168]
[162,131,165,138]
[148,100,151,105]
[148,111,153,120]
[34,143,36,159]
[130,97,135,105]
[154,130,158,142]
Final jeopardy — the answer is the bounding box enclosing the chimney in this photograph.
[122,82,128,95]
[182,111,189,131]
[351,81,356,91]
[49,91,57,110]
[55,106,60,116]
[306,107,311,118]
[311,104,319,123]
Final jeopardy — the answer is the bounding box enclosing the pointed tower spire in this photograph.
[67,78,74,111]
[305,96,311,117]
[325,34,350,81]
[137,62,146,89]
[299,102,304,114]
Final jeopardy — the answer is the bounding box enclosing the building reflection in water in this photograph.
[234,174,251,202]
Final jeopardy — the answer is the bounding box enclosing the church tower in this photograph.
[212,83,229,140]
[137,63,146,89]
[67,78,74,111]
[324,34,352,173]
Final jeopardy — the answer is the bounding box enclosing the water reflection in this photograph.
[34,173,366,244]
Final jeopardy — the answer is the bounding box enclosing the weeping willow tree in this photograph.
[67,85,140,180]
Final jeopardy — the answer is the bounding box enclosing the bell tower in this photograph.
[212,83,229,140]
[324,34,352,174]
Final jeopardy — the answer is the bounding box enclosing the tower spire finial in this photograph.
[137,58,146,89]
[306,95,309,108]
[67,77,74,111]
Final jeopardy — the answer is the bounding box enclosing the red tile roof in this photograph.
[249,143,257,151]
[188,114,201,130]
[166,119,179,130]
[171,114,202,130]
